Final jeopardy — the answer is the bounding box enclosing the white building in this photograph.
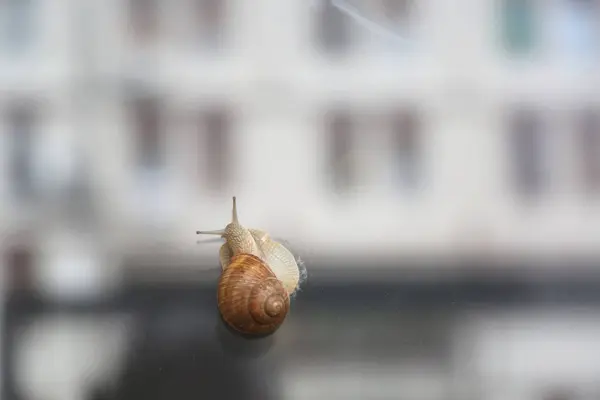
[1,2,600,398]
[2,0,599,271]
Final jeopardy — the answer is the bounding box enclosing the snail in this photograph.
[196,197,304,336]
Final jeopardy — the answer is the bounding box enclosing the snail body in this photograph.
[197,197,301,336]
[249,229,300,295]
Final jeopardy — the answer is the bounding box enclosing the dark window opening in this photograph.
[381,0,412,32]
[196,0,225,51]
[3,0,35,52]
[326,111,355,192]
[131,97,162,171]
[128,0,159,44]
[199,109,231,191]
[317,0,352,55]
[6,104,36,201]
[501,0,536,55]
[5,244,35,293]
[541,387,577,400]
[577,108,600,194]
[508,108,546,198]
[391,109,421,190]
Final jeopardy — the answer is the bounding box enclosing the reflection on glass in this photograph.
[502,0,536,55]
[326,0,414,55]
[317,0,352,55]
[556,0,599,62]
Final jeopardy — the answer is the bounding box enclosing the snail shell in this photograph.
[217,253,290,336]
[249,229,301,295]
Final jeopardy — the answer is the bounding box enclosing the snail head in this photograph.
[196,196,245,240]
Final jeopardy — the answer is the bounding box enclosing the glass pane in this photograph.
[502,0,536,55]
[557,0,599,61]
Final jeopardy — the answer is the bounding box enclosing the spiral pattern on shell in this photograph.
[217,253,290,336]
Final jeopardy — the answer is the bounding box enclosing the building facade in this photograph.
[2,0,600,268]
[2,2,600,400]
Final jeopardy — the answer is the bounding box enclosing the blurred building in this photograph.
[1,1,600,400]
[1,0,599,269]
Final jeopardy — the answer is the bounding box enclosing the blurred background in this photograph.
[1,0,600,399]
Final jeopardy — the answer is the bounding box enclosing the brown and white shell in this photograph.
[217,253,290,336]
